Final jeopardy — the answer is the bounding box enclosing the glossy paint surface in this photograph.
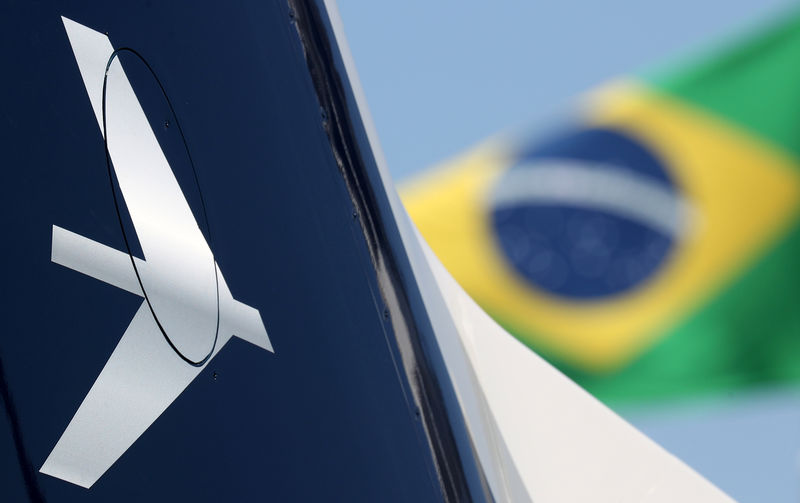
[0,1,481,501]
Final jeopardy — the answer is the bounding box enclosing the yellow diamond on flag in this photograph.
[403,81,800,372]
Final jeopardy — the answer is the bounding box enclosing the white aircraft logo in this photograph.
[41,17,274,489]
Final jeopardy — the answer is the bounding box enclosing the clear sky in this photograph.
[338,0,794,180]
[337,1,799,501]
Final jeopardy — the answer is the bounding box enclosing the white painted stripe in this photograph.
[51,225,142,297]
[420,237,735,503]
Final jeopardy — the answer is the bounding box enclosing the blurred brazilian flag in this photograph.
[402,12,800,404]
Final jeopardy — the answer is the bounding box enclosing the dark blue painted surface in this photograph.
[294,3,491,500]
[0,1,483,500]
[0,380,32,501]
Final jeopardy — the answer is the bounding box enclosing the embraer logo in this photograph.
[40,17,274,488]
